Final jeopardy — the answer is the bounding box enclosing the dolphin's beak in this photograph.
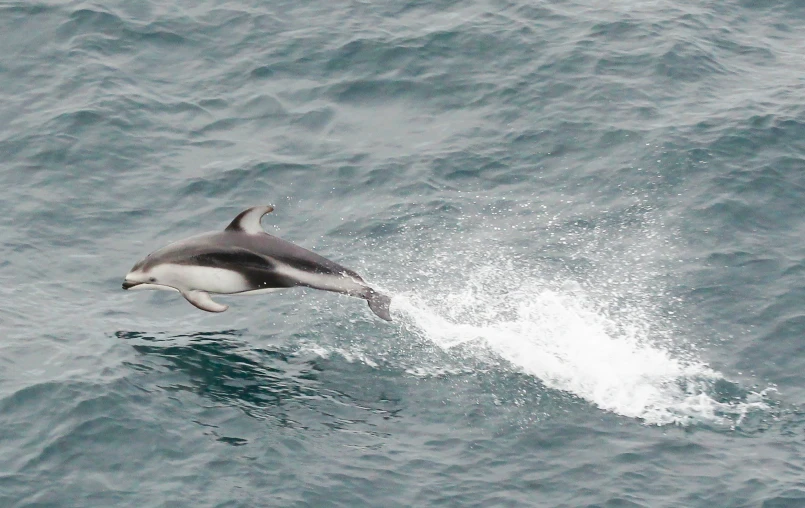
[122,280,141,290]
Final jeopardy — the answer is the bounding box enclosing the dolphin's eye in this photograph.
[149,277,156,283]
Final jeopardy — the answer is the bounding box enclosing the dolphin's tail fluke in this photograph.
[365,288,392,321]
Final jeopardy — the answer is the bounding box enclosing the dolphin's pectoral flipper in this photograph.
[225,205,274,234]
[182,290,229,313]
[364,288,392,321]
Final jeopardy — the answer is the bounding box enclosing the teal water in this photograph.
[2,0,805,506]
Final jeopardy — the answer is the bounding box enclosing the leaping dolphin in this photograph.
[122,205,392,321]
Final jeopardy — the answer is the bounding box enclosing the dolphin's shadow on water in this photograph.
[114,330,401,432]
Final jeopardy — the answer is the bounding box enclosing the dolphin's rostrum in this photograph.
[123,205,392,321]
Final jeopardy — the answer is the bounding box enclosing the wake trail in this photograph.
[389,281,770,426]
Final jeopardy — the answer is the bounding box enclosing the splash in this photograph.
[391,270,769,426]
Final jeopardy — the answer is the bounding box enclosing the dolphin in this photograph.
[122,205,392,321]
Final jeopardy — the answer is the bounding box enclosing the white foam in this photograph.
[392,278,769,426]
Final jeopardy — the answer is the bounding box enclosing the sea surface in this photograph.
[2,0,805,506]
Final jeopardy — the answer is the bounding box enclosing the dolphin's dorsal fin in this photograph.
[225,205,274,234]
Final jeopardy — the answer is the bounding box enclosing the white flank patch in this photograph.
[233,287,285,296]
[273,263,366,295]
[153,264,251,294]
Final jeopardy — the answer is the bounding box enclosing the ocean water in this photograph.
[2,0,805,506]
